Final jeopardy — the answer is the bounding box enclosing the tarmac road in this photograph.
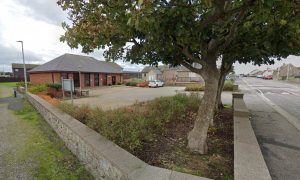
[237,77,300,180]
[241,77,300,119]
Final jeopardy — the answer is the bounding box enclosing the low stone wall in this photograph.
[233,91,271,180]
[26,92,210,180]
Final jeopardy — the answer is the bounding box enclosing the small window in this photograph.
[15,69,19,72]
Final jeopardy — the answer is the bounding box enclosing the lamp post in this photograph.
[17,40,27,93]
[286,64,290,81]
[78,65,82,96]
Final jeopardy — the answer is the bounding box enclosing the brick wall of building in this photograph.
[30,73,53,84]
[90,73,95,88]
[30,72,123,87]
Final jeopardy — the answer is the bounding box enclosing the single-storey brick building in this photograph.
[29,53,123,88]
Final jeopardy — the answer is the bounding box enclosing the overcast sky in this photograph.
[0,0,299,74]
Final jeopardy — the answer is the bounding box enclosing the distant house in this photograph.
[12,63,39,80]
[248,69,263,77]
[274,64,300,80]
[29,53,123,88]
[141,66,166,81]
[262,69,273,77]
[141,65,203,82]
[122,71,142,80]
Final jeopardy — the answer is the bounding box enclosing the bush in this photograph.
[58,93,201,152]
[185,84,205,91]
[47,88,63,98]
[223,80,234,91]
[185,80,234,91]
[137,81,148,87]
[48,83,62,90]
[29,84,48,93]
[125,82,137,86]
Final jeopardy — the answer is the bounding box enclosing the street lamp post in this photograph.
[286,64,290,81]
[17,40,27,93]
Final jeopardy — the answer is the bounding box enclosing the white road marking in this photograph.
[284,90,300,97]
[281,92,289,95]
[241,78,300,132]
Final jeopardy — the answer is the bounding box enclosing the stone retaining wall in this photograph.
[233,91,271,180]
[26,92,210,180]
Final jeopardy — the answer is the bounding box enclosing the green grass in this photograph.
[13,101,93,179]
[0,82,17,87]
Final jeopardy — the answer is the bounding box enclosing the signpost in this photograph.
[62,78,74,104]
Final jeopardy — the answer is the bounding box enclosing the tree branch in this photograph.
[181,46,206,66]
[219,9,246,51]
[181,60,203,75]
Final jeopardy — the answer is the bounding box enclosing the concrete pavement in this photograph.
[69,86,232,110]
[237,77,300,180]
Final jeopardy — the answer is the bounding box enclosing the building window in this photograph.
[85,73,90,87]
[94,73,99,86]
[15,69,19,72]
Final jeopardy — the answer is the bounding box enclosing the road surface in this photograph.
[237,77,300,180]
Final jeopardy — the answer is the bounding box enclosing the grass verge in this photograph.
[13,101,93,179]
[58,94,233,179]
[0,82,17,87]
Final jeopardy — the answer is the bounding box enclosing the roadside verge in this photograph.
[233,92,271,180]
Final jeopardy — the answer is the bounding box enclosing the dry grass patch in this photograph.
[58,93,233,179]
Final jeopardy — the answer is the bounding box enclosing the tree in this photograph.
[57,0,300,154]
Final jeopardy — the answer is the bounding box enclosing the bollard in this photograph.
[233,84,239,92]
[13,88,17,98]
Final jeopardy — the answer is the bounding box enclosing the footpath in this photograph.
[0,86,30,179]
[237,79,300,180]
[0,86,92,179]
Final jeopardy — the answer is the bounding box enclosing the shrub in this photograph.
[185,80,234,92]
[223,80,234,91]
[29,84,48,93]
[185,84,205,91]
[58,94,201,152]
[125,82,137,86]
[47,88,63,98]
[137,81,148,87]
[58,103,91,124]
[48,83,62,90]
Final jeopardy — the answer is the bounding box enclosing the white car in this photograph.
[148,80,164,88]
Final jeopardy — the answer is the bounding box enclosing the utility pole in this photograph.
[17,40,28,93]
[277,67,280,80]
[286,64,290,81]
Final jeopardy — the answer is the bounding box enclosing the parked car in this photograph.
[256,74,263,78]
[148,80,164,88]
[263,75,273,80]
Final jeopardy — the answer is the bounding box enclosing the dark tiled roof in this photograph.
[141,65,167,73]
[12,63,40,69]
[29,53,123,73]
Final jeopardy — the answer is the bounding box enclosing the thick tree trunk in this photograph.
[187,72,219,154]
[215,61,232,113]
[215,72,226,112]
